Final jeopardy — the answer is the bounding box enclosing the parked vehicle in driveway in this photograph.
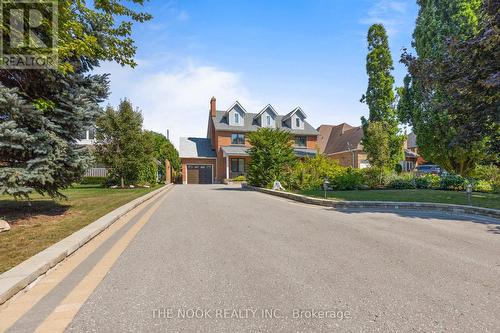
[416,164,444,175]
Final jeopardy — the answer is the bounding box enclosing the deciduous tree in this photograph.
[398,0,485,175]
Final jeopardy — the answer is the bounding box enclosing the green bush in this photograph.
[287,154,343,190]
[137,161,158,185]
[474,180,493,193]
[362,167,393,188]
[80,176,106,185]
[440,174,466,190]
[394,164,403,174]
[232,175,246,182]
[414,176,431,189]
[414,174,441,189]
[388,176,416,189]
[331,168,365,190]
[471,165,500,193]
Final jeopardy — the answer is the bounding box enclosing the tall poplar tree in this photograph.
[360,24,403,170]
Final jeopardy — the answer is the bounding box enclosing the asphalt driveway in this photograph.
[5,184,500,332]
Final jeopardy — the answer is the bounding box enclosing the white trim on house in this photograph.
[254,104,278,119]
[283,107,308,121]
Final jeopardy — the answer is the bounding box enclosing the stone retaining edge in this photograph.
[0,184,174,305]
[243,184,500,220]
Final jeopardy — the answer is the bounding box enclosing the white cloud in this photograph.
[359,0,409,37]
[95,61,260,148]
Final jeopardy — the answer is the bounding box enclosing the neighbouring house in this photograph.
[77,128,108,177]
[403,132,426,170]
[317,123,422,171]
[179,97,319,184]
[317,123,369,168]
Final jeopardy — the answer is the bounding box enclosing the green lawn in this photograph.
[0,185,162,274]
[299,189,500,210]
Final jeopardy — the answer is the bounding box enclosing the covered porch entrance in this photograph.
[221,146,250,180]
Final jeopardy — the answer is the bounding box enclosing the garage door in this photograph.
[187,165,213,184]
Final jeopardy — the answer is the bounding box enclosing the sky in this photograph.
[96,0,419,147]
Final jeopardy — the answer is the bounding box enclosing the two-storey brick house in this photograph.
[179,97,319,184]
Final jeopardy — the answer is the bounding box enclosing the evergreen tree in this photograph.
[95,100,148,188]
[0,1,150,197]
[247,128,296,188]
[398,0,483,175]
[360,24,403,170]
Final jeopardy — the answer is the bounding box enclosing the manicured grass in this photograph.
[0,185,162,274]
[299,189,500,210]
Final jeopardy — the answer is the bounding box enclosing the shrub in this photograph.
[80,176,106,185]
[414,176,431,189]
[331,168,365,190]
[415,174,441,189]
[362,167,393,188]
[287,154,343,190]
[440,174,466,190]
[394,164,403,174]
[232,175,246,182]
[137,160,158,185]
[387,173,416,189]
[388,178,416,189]
[471,165,499,193]
[474,180,493,193]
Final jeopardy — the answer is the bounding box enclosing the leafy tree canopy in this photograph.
[399,0,487,176]
[95,99,148,187]
[0,0,150,197]
[247,128,296,188]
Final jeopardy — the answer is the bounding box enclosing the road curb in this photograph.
[243,185,500,220]
[0,184,174,305]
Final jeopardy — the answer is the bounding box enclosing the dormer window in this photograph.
[267,115,271,126]
[235,113,239,124]
[296,118,300,128]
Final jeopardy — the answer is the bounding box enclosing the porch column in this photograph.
[226,156,229,179]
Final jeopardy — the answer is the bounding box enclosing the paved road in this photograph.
[3,185,500,332]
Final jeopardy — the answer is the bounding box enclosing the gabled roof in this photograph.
[407,132,417,148]
[253,104,278,120]
[283,107,307,121]
[225,101,247,115]
[212,110,319,135]
[318,123,363,155]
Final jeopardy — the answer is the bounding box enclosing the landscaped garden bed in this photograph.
[298,189,500,210]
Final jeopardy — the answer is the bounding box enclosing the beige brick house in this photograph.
[318,123,422,171]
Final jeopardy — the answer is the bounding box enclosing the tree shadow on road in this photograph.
[212,187,247,191]
[324,207,500,234]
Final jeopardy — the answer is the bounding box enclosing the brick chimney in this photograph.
[210,97,216,117]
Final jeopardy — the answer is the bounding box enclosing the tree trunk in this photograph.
[121,176,124,189]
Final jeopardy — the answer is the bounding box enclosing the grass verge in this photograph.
[298,189,500,210]
[0,185,162,274]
